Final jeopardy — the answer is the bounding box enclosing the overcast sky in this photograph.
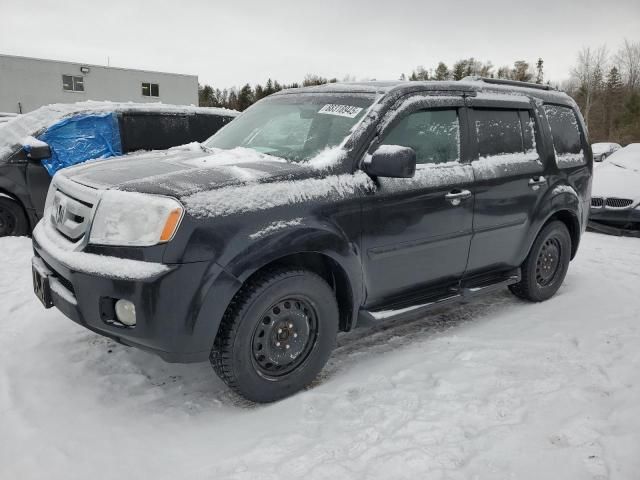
[2,0,639,88]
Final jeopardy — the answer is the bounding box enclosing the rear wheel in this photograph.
[211,268,339,403]
[0,197,29,237]
[509,221,572,302]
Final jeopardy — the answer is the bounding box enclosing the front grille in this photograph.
[605,197,633,208]
[591,197,604,208]
[48,175,99,243]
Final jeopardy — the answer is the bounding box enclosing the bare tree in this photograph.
[615,39,640,90]
[571,46,608,128]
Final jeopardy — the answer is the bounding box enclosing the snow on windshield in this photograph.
[203,93,375,165]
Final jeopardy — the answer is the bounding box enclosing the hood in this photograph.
[592,162,640,200]
[58,145,319,198]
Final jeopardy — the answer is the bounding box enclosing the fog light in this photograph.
[115,299,136,326]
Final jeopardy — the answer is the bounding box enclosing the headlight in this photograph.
[89,190,184,246]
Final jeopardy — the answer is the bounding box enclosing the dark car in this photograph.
[32,78,592,402]
[0,102,238,236]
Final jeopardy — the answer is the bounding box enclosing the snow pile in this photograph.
[32,218,170,280]
[1,232,639,479]
[184,171,374,218]
[249,217,303,240]
[306,147,346,170]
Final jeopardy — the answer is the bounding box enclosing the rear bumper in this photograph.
[32,228,242,363]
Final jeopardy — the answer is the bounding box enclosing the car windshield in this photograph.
[608,144,640,172]
[203,93,375,163]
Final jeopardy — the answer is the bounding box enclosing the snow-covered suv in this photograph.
[32,78,592,402]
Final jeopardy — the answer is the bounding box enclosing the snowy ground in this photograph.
[1,232,639,480]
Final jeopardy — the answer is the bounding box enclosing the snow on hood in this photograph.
[0,101,238,160]
[591,161,640,200]
[58,145,330,200]
[605,143,640,172]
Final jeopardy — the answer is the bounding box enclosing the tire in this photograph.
[509,221,572,302]
[0,197,29,237]
[211,268,339,403]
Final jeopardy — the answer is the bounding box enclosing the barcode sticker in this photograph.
[318,104,363,118]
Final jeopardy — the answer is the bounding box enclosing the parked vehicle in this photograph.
[0,102,238,236]
[32,78,592,402]
[592,142,621,162]
[589,143,640,236]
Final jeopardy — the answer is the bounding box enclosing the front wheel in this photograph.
[0,197,29,237]
[509,221,572,302]
[211,268,339,403]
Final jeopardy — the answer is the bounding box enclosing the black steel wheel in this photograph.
[509,220,572,302]
[0,197,29,237]
[211,268,339,403]
[535,237,562,287]
[251,297,319,378]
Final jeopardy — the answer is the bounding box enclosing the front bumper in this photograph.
[588,207,640,236]
[32,224,242,363]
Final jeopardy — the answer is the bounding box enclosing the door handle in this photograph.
[528,176,547,190]
[445,189,472,206]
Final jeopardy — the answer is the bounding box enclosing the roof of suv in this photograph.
[275,77,576,108]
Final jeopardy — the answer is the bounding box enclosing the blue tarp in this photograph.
[34,112,123,176]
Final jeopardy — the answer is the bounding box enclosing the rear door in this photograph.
[465,100,549,275]
[360,95,475,306]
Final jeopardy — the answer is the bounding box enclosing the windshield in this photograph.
[608,144,640,172]
[203,93,375,163]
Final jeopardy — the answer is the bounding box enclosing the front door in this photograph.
[360,97,474,307]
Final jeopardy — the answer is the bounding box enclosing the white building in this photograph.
[0,54,199,114]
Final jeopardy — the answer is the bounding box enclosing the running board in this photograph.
[361,269,520,323]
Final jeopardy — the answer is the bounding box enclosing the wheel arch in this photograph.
[540,208,581,259]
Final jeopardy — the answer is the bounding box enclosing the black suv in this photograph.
[32,78,592,402]
[0,102,237,236]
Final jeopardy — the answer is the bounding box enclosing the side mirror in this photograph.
[24,142,52,161]
[364,145,416,178]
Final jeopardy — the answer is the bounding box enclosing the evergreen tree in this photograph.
[434,62,450,81]
[237,84,254,111]
[535,58,544,84]
[452,60,467,80]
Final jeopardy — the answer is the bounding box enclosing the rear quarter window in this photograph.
[543,105,585,168]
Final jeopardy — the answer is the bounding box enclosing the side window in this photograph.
[381,109,460,165]
[543,105,581,155]
[474,109,525,157]
[119,113,190,152]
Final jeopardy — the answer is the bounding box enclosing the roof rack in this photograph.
[462,76,555,91]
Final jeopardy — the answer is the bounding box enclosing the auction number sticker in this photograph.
[318,104,363,118]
